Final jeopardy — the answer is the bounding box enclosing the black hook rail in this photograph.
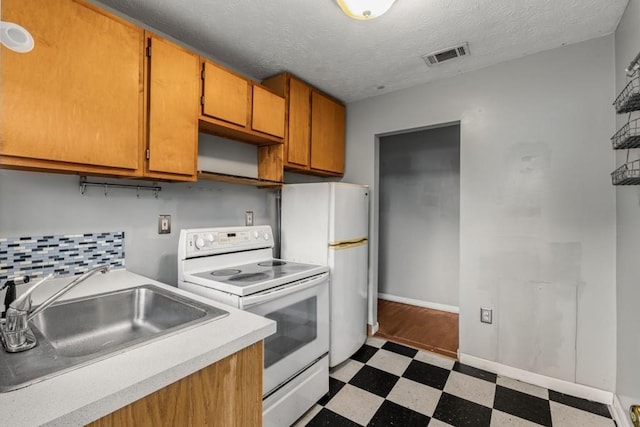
[79,176,161,198]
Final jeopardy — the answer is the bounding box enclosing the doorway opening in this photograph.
[375,122,460,358]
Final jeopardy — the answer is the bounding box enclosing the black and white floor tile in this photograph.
[294,337,615,427]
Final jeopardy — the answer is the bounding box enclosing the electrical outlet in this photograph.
[245,211,253,226]
[158,215,171,234]
[480,307,492,324]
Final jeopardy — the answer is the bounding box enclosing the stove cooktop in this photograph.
[188,258,328,296]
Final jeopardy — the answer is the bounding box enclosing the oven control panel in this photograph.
[181,226,273,257]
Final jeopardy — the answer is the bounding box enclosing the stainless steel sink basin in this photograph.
[0,285,228,392]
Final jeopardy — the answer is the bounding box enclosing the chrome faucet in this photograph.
[0,265,110,353]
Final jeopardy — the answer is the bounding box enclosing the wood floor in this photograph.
[376,299,459,359]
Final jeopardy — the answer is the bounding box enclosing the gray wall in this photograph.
[344,36,617,391]
[0,137,276,286]
[615,0,640,403]
[378,125,460,307]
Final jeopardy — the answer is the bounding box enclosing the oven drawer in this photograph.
[263,355,329,427]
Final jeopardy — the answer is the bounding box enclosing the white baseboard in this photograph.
[459,353,613,405]
[613,394,633,427]
[367,322,379,335]
[378,293,459,314]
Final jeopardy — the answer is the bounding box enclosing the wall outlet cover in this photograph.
[481,307,492,324]
[245,211,254,226]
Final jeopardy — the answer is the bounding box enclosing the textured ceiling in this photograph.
[96,0,628,103]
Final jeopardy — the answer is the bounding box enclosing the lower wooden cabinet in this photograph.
[88,342,262,427]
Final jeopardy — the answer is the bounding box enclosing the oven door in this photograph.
[241,272,329,396]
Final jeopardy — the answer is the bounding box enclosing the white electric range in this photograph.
[177,225,329,427]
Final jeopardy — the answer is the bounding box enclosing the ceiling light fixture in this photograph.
[336,0,397,20]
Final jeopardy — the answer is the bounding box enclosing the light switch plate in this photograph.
[158,215,171,234]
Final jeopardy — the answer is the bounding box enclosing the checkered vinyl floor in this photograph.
[294,337,615,427]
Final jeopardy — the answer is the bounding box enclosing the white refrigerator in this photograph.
[281,182,369,367]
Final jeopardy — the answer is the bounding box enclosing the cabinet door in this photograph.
[89,342,263,427]
[287,77,312,167]
[251,85,285,138]
[147,34,198,179]
[0,0,143,171]
[310,91,345,175]
[202,62,249,127]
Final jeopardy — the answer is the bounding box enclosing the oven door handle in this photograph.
[241,272,329,308]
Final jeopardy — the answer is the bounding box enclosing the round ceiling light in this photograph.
[336,0,397,20]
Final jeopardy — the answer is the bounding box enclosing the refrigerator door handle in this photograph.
[329,238,368,250]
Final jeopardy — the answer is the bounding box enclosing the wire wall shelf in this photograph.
[611,118,640,150]
[612,160,640,185]
[611,55,640,185]
[613,74,640,113]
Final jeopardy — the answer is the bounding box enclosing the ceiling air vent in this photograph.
[422,43,470,66]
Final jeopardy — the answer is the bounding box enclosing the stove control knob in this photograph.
[195,237,205,249]
[206,233,215,243]
[253,231,259,239]
[263,232,270,241]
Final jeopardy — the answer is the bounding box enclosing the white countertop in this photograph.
[0,269,276,426]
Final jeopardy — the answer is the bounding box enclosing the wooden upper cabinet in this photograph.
[145,34,199,181]
[287,77,312,167]
[252,85,285,138]
[261,73,345,176]
[202,61,249,127]
[310,90,346,175]
[0,0,143,175]
[199,61,284,147]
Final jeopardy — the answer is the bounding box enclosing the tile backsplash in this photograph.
[0,232,125,282]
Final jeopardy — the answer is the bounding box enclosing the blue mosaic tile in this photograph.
[0,232,125,282]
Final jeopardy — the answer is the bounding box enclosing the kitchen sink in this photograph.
[0,285,228,392]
